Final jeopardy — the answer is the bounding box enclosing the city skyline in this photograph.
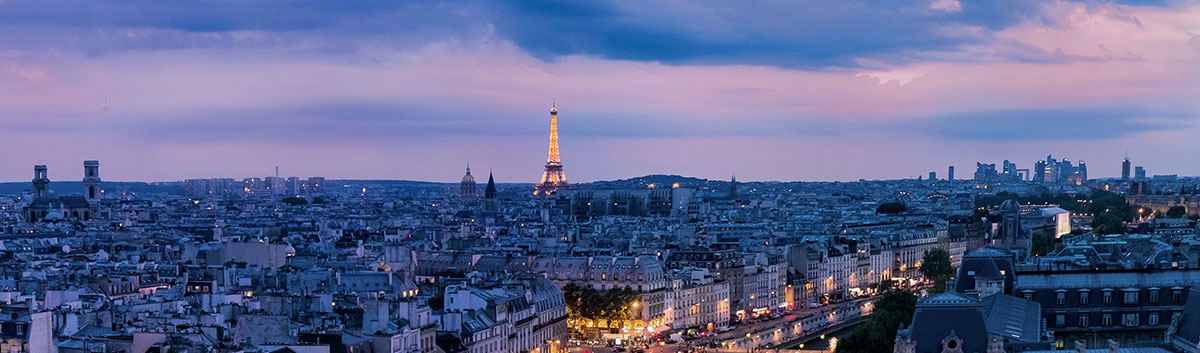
[1,1,1198,182]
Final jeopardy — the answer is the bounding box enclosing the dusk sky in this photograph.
[2,0,1198,183]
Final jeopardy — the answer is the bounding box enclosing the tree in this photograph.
[1167,206,1188,219]
[282,196,308,206]
[920,249,954,293]
[836,290,918,353]
[1092,213,1125,234]
[1031,231,1058,257]
[876,202,908,215]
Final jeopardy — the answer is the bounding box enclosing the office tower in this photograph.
[1002,160,1016,180]
[1122,158,1131,180]
[1135,166,1146,179]
[929,171,936,180]
[535,104,569,195]
[948,166,954,180]
[1077,161,1087,181]
[1033,161,1046,183]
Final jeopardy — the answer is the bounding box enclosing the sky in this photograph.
[1,0,1198,183]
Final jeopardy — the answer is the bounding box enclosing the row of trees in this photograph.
[835,290,919,353]
[561,283,639,323]
[838,249,954,353]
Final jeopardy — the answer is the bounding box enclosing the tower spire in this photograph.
[536,104,569,195]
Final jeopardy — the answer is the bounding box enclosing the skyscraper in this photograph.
[535,105,569,195]
[1077,160,1087,181]
[948,166,954,180]
[1135,166,1146,179]
[1033,161,1046,182]
[1122,158,1131,180]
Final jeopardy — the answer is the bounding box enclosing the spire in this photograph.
[485,171,497,199]
[536,103,569,195]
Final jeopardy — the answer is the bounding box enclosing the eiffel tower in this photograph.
[535,104,569,195]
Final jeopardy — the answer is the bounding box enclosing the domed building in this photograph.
[992,199,1031,261]
[460,164,478,204]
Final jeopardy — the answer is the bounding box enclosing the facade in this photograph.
[1016,269,1196,347]
[23,162,102,223]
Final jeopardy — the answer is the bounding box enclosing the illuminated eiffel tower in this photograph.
[535,104,569,195]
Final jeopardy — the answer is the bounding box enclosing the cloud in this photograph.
[915,107,1198,141]
[931,0,963,13]
[0,1,1197,181]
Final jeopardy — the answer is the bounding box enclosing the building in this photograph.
[1016,268,1197,347]
[991,200,1031,261]
[23,163,101,222]
[1122,158,1131,180]
[460,165,478,203]
[894,293,1045,353]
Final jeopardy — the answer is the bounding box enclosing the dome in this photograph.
[999,199,1019,212]
[550,106,558,115]
[461,168,476,184]
[44,209,64,221]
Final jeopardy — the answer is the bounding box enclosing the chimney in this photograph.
[1075,339,1086,353]
[1108,339,1119,353]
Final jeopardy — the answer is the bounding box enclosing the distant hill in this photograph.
[0,181,183,196]
[581,174,719,190]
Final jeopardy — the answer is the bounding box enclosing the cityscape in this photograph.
[2,2,1200,353]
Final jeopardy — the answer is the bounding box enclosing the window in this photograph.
[1079,313,1089,327]
[1024,292,1033,301]
[1080,292,1090,305]
[1150,312,1160,326]
[1103,291,1113,304]
[1056,292,1066,305]
[1150,290,1160,303]
[1174,290,1183,303]
[1102,313,1113,326]
[1124,291,1139,305]
[1055,314,1065,327]
[1123,313,1139,327]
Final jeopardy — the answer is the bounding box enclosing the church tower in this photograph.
[32,165,49,198]
[84,160,101,203]
[484,172,497,200]
[482,172,498,213]
[535,104,569,195]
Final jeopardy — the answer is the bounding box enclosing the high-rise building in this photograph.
[1002,160,1017,180]
[1033,161,1046,183]
[1135,166,1146,179]
[1122,158,1131,180]
[535,104,569,195]
[974,163,997,182]
[929,171,936,180]
[948,166,955,180]
[1077,161,1087,181]
[729,174,738,199]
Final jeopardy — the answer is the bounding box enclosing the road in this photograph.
[567,295,880,353]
